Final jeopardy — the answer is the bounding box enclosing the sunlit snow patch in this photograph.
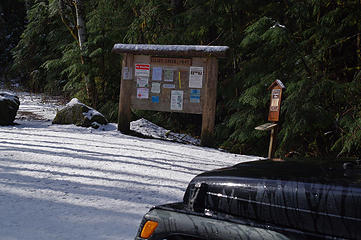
[130,118,201,145]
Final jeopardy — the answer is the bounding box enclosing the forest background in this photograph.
[1,0,360,158]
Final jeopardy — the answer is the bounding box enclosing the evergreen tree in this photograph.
[10,0,361,157]
[0,0,26,82]
[86,0,133,120]
[12,0,58,91]
[218,0,361,157]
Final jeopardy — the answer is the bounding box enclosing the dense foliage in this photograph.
[0,0,26,82]
[4,0,361,158]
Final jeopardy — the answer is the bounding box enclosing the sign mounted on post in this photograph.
[268,79,285,122]
[151,57,192,66]
[255,79,285,160]
[112,44,229,146]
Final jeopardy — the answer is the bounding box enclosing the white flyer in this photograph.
[152,67,162,81]
[137,88,149,99]
[189,66,203,88]
[122,67,132,80]
[135,63,150,77]
[171,90,183,111]
[151,82,161,93]
[136,76,149,87]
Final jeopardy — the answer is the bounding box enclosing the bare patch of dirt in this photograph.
[16,111,48,121]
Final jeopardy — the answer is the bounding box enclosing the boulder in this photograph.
[53,98,108,129]
[0,92,20,125]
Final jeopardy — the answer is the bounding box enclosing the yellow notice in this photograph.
[271,98,279,107]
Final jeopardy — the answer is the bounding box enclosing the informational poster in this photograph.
[190,89,201,103]
[137,88,149,99]
[164,68,174,82]
[189,66,203,88]
[163,84,175,89]
[152,67,162,81]
[122,67,132,80]
[152,96,159,103]
[136,76,149,87]
[151,82,161,93]
[135,63,150,77]
[171,90,183,111]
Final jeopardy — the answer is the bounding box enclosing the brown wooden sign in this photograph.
[268,80,285,122]
[151,57,192,66]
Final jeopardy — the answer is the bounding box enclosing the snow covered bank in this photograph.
[130,118,201,145]
[0,92,261,240]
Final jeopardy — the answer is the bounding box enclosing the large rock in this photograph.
[53,98,108,129]
[0,92,20,125]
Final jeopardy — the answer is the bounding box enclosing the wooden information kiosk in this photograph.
[112,44,229,146]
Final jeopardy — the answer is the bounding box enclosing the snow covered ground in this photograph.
[0,91,261,240]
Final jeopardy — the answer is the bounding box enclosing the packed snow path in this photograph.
[0,91,260,240]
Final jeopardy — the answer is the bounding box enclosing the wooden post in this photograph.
[117,53,134,133]
[255,123,278,159]
[201,57,218,146]
[268,125,278,159]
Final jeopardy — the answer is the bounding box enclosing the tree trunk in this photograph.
[73,0,97,107]
[74,0,86,49]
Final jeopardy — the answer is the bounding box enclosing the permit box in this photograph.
[268,79,285,122]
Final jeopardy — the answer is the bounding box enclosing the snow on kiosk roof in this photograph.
[112,44,229,58]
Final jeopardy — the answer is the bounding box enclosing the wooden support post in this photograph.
[268,124,278,159]
[201,57,218,146]
[117,53,134,133]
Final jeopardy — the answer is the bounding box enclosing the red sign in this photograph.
[135,63,150,77]
[135,64,150,70]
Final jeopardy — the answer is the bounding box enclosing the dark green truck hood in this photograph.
[183,159,361,239]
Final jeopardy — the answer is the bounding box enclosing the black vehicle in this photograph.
[135,159,361,240]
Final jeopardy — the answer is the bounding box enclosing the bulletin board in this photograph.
[112,43,229,145]
[127,55,206,114]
